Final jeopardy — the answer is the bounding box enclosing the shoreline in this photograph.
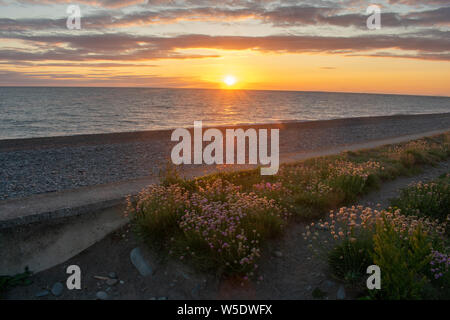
[1,112,450,152]
[1,113,450,201]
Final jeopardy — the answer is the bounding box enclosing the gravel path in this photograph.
[1,113,449,200]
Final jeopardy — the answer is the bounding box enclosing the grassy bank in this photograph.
[126,132,450,289]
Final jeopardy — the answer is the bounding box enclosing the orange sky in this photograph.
[1,1,449,96]
[6,50,448,96]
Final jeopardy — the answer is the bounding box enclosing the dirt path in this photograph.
[4,161,450,300]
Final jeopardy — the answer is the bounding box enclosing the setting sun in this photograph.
[224,75,237,87]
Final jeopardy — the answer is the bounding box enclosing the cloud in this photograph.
[262,5,450,28]
[1,4,448,32]
[16,0,147,9]
[352,51,450,61]
[1,32,448,63]
[386,0,449,6]
[0,68,200,87]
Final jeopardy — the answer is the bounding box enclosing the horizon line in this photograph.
[0,86,449,99]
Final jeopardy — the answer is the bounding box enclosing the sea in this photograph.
[0,87,449,140]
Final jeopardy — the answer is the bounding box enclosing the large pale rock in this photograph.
[130,247,153,277]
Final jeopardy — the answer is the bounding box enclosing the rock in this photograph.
[323,280,337,290]
[96,291,108,300]
[108,272,118,279]
[130,247,153,277]
[51,282,64,297]
[35,290,50,298]
[120,280,125,285]
[106,279,118,286]
[336,285,346,300]
[274,251,283,258]
[158,297,168,300]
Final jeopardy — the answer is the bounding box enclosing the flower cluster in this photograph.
[126,184,188,218]
[179,197,261,273]
[430,250,450,280]
[305,205,447,247]
[387,140,435,156]
[130,178,289,277]
[179,189,289,275]
[390,176,450,222]
[253,181,283,191]
[195,178,242,202]
[304,178,334,196]
[328,160,382,180]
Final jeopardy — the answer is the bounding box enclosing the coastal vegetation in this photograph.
[126,132,450,298]
[307,173,449,299]
[0,268,33,298]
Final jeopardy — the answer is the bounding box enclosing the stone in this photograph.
[96,291,108,300]
[158,297,168,300]
[323,280,337,289]
[51,282,64,297]
[130,247,153,277]
[108,272,118,279]
[274,251,283,258]
[336,285,346,300]
[35,290,50,298]
[106,278,118,286]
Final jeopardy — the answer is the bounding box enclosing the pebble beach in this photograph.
[1,113,449,201]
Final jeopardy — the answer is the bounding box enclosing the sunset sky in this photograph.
[0,0,449,96]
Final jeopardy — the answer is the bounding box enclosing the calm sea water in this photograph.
[0,87,449,140]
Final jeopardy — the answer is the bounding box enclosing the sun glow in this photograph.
[223,75,237,87]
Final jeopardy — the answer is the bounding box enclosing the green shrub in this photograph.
[327,236,373,284]
[371,219,433,300]
[306,206,447,299]
[126,184,189,246]
[390,175,450,222]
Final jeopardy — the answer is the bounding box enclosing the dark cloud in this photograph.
[1,32,448,63]
[387,0,449,6]
[262,5,450,28]
[1,4,448,32]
